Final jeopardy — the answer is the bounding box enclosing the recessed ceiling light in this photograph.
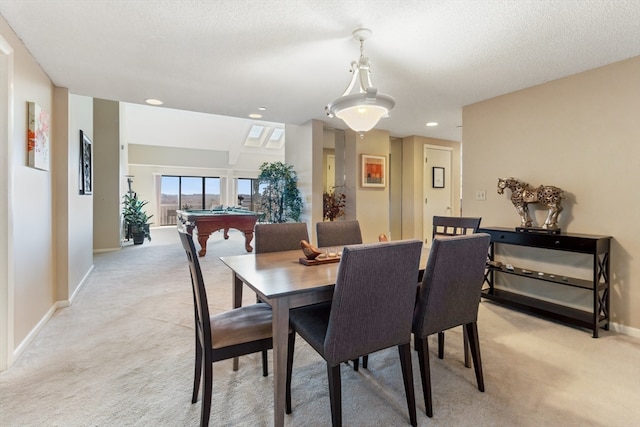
[426,122,438,127]
[249,113,263,119]
[258,107,267,111]
[145,98,163,106]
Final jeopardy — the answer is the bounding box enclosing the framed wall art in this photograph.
[361,154,386,188]
[79,130,93,195]
[27,101,50,171]
[432,166,445,188]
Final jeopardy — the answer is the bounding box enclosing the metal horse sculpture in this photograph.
[497,177,564,229]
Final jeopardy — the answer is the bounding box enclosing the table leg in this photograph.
[271,298,289,427]
[197,233,210,257]
[244,230,254,252]
[232,273,244,371]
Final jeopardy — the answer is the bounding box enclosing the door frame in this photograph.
[0,34,15,370]
[423,144,453,245]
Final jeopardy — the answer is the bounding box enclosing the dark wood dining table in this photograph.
[220,247,428,427]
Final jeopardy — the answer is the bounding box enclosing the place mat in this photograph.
[298,256,341,266]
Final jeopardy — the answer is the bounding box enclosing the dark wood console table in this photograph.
[479,227,611,337]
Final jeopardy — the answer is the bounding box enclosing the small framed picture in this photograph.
[361,154,386,188]
[80,130,92,195]
[432,167,445,188]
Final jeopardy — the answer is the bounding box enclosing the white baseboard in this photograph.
[12,303,57,364]
[69,264,94,304]
[609,322,640,339]
[93,247,121,254]
[12,264,95,364]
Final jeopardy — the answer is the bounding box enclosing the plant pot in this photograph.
[132,232,146,245]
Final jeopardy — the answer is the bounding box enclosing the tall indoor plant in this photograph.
[122,194,153,244]
[257,161,303,223]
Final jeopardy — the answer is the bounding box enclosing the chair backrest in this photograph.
[323,240,423,365]
[178,228,212,351]
[413,233,491,339]
[432,216,481,238]
[316,220,363,248]
[254,222,309,254]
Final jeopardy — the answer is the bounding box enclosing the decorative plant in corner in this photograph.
[122,194,153,244]
[323,190,346,221]
[257,161,303,223]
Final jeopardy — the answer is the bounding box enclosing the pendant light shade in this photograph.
[325,29,395,133]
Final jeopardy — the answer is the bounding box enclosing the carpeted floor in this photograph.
[1,226,638,426]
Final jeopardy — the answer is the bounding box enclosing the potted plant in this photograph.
[323,190,346,221]
[122,194,153,244]
[257,161,303,223]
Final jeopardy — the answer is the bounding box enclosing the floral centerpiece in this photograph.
[323,191,346,221]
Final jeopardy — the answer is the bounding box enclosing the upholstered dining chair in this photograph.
[178,227,276,427]
[252,222,310,371]
[285,240,423,427]
[432,216,482,368]
[316,220,363,248]
[254,222,309,254]
[413,233,491,417]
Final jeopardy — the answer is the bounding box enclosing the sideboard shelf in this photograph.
[479,227,611,337]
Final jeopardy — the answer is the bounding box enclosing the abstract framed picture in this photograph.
[27,102,50,171]
[79,130,93,195]
[432,166,445,188]
[361,154,386,188]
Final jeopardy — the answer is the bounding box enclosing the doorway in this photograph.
[325,154,335,191]
[423,145,453,246]
[1,34,14,370]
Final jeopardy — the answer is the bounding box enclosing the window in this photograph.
[237,178,265,212]
[159,175,221,225]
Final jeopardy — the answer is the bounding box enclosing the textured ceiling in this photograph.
[1,0,639,142]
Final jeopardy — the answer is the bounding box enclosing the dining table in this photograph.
[220,246,428,427]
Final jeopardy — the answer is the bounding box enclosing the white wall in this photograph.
[66,94,94,298]
[462,57,640,332]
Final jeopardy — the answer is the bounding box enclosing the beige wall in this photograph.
[2,15,55,351]
[345,129,391,243]
[462,57,640,332]
[400,136,461,240]
[1,17,96,367]
[52,90,94,301]
[93,99,122,251]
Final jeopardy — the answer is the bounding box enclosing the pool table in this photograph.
[176,209,262,256]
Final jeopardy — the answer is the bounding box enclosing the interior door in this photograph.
[423,145,452,246]
[325,154,335,191]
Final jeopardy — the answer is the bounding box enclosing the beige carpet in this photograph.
[1,226,639,427]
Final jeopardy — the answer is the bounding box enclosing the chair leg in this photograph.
[415,336,433,418]
[463,326,471,368]
[200,357,213,427]
[362,354,368,369]
[327,363,342,427]
[262,350,269,377]
[286,332,296,414]
[398,343,417,427]
[465,322,485,392]
[192,336,202,403]
[352,357,359,371]
[437,331,445,359]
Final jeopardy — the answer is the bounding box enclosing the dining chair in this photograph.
[253,222,309,371]
[285,240,423,427]
[432,215,482,368]
[254,222,309,254]
[316,220,363,248]
[413,233,491,417]
[178,227,276,427]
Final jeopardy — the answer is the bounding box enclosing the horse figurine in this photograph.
[497,177,564,229]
